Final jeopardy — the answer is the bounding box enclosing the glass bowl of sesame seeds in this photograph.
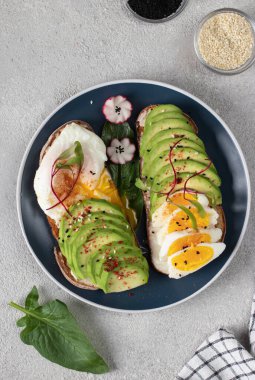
[194,8,255,74]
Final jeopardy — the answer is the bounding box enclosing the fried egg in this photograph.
[167,243,226,278]
[34,122,113,225]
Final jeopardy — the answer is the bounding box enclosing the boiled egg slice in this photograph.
[167,242,226,279]
[158,228,223,261]
[152,192,210,229]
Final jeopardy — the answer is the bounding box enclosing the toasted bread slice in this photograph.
[39,120,98,290]
[136,105,226,274]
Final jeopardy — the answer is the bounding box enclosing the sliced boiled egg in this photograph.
[166,205,219,233]
[152,192,209,229]
[167,243,226,279]
[158,228,223,260]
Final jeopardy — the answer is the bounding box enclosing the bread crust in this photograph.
[39,120,98,290]
[136,105,226,274]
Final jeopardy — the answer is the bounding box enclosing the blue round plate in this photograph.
[17,80,251,312]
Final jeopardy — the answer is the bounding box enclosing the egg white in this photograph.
[34,122,107,225]
[167,242,226,279]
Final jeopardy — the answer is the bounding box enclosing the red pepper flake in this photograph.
[104,258,119,272]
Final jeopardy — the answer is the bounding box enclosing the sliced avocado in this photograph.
[144,104,183,127]
[150,172,222,214]
[62,213,134,273]
[104,265,149,293]
[59,199,124,244]
[147,147,215,181]
[141,121,198,155]
[91,247,147,289]
[142,118,194,140]
[87,244,138,284]
[61,215,132,268]
[87,244,143,284]
[143,128,204,154]
[85,243,140,284]
[70,220,134,253]
[151,112,190,123]
[150,159,221,189]
[71,230,132,280]
[142,139,206,177]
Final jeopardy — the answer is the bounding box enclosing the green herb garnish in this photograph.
[188,199,206,218]
[174,203,198,230]
[9,287,108,374]
[101,122,143,228]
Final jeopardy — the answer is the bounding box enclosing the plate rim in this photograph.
[16,79,251,313]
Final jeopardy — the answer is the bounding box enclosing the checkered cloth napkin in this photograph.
[177,295,255,379]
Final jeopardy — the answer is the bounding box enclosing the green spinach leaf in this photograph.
[9,287,108,374]
[101,121,134,144]
[101,122,143,228]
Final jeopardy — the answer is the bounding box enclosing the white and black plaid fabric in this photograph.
[177,296,255,379]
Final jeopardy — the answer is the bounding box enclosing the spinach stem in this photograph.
[9,302,28,314]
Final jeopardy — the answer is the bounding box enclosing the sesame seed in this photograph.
[198,12,254,70]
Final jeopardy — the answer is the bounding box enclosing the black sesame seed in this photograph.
[184,260,187,265]
[81,264,84,267]
[196,251,200,255]
[174,263,177,266]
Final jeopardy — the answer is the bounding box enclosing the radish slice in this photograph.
[107,138,136,164]
[102,96,132,124]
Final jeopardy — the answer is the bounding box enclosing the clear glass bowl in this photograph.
[125,0,189,23]
[194,8,255,75]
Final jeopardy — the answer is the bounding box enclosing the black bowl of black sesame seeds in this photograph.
[126,0,189,23]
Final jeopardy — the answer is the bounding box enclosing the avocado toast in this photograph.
[34,121,148,293]
[136,105,226,278]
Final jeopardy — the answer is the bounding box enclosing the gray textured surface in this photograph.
[1,0,255,379]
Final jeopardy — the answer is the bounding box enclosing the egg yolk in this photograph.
[168,208,210,233]
[70,168,122,207]
[66,169,137,229]
[171,246,214,271]
[161,192,197,216]
[167,233,211,256]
